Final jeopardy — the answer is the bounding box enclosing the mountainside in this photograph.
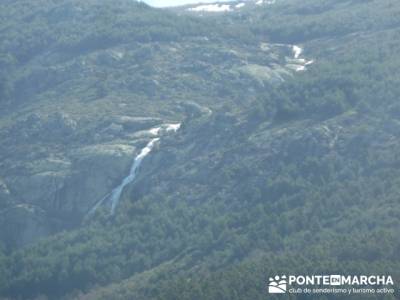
[0,0,400,299]
[0,0,316,249]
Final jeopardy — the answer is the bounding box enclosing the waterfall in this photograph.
[292,45,303,59]
[292,45,314,72]
[86,123,181,217]
[109,137,159,214]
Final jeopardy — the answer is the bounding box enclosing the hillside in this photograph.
[0,0,400,299]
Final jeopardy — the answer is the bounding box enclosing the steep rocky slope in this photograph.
[0,0,319,249]
[0,0,400,299]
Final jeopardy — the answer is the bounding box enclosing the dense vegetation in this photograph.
[0,0,217,62]
[250,0,400,43]
[0,0,225,109]
[0,0,400,299]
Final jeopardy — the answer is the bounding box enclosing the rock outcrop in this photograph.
[0,112,170,248]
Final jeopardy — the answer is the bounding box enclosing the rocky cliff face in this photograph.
[1,1,400,299]
[0,0,314,249]
[1,0,399,257]
[0,204,49,249]
[0,110,172,248]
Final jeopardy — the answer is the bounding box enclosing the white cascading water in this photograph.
[292,45,303,59]
[86,123,181,217]
[109,137,160,214]
[292,45,314,72]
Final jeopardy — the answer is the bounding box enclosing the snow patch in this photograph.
[256,0,275,5]
[188,4,232,12]
[235,3,245,8]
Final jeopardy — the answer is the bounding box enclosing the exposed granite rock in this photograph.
[110,116,162,132]
[0,204,50,250]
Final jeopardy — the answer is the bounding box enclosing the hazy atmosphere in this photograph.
[142,0,229,7]
[0,0,399,299]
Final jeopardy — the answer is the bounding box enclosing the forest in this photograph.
[0,0,399,299]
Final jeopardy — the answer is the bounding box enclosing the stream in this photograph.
[86,123,181,217]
